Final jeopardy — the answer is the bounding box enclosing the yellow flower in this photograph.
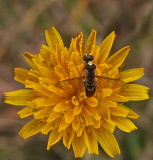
[5,27,149,158]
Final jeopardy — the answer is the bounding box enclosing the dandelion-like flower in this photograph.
[5,27,149,158]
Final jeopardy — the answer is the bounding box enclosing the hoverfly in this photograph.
[55,53,124,99]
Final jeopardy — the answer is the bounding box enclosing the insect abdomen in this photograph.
[84,81,96,97]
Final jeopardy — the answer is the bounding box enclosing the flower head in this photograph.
[5,27,149,158]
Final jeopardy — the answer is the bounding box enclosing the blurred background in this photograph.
[0,0,153,160]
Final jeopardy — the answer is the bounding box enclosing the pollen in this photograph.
[88,61,93,65]
[72,96,79,105]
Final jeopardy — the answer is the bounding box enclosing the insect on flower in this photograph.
[4,27,149,158]
[83,53,96,97]
[55,53,124,100]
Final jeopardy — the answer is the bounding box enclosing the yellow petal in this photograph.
[84,97,98,107]
[84,127,99,154]
[72,135,86,158]
[109,105,129,117]
[34,107,51,119]
[45,27,64,52]
[61,47,70,65]
[83,114,93,126]
[70,52,81,66]
[69,32,84,58]
[53,100,73,112]
[98,100,117,109]
[83,105,101,120]
[90,45,100,62]
[120,84,149,101]
[74,103,83,115]
[68,61,79,78]
[75,32,84,57]
[53,100,65,112]
[41,122,54,135]
[47,110,60,122]
[49,45,61,66]
[108,94,129,102]
[47,128,63,150]
[97,31,116,64]
[5,89,38,105]
[120,68,144,83]
[69,38,76,54]
[97,105,110,119]
[54,64,68,79]
[102,88,113,97]
[23,52,38,69]
[106,46,130,70]
[19,119,45,139]
[52,118,61,129]
[38,67,59,83]
[93,119,101,129]
[48,85,69,97]
[33,96,62,107]
[96,129,120,157]
[64,111,75,123]
[119,104,139,119]
[14,68,29,84]
[39,77,53,85]
[76,125,85,137]
[63,126,75,149]
[72,116,80,131]
[17,106,35,118]
[39,44,51,62]
[32,54,48,69]
[101,118,116,133]
[58,120,69,132]
[111,116,137,132]
[84,29,97,54]
[25,80,53,96]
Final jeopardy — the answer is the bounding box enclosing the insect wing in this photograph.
[54,77,85,94]
[95,76,124,89]
[95,76,125,101]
